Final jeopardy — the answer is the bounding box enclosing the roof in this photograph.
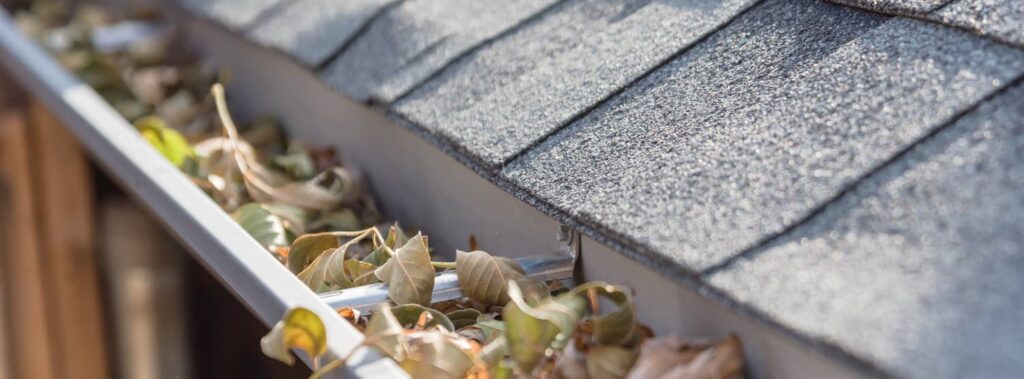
[175,0,1024,377]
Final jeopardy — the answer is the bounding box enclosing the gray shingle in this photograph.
[708,81,1024,379]
[501,0,1024,273]
[829,0,1024,48]
[319,0,559,103]
[178,0,283,30]
[828,0,950,15]
[392,0,758,168]
[935,0,1024,47]
[246,0,397,67]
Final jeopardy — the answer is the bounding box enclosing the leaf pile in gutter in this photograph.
[267,250,745,379]
[17,2,748,378]
[15,2,385,265]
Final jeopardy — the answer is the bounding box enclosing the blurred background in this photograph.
[0,27,306,379]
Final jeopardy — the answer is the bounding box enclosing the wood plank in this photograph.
[0,109,57,379]
[25,102,110,379]
[100,197,192,379]
[0,199,8,379]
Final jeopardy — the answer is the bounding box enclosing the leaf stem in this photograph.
[430,261,457,270]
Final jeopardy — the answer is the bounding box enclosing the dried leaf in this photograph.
[345,259,379,286]
[503,280,587,372]
[338,307,361,325]
[626,335,744,379]
[399,331,476,379]
[587,345,638,379]
[297,233,374,292]
[297,246,349,292]
[390,304,454,332]
[374,233,435,305]
[363,224,405,266]
[259,307,327,366]
[455,250,526,306]
[572,282,636,346]
[364,304,407,360]
[212,84,354,210]
[231,203,288,251]
[287,233,340,274]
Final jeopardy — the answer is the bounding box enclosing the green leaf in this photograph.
[231,203,288,251]
[480,336,509,366]
[363,245,391,267]
[287,233,340,274]
[573,282,636,346]
[446,309,481,330]
[503,280,587,372]
[261,202,310,237]
[390,304,454,332]
[458,314,505,345]
[455,250,526,306]
[308,208,361,232]
[272,143,315,180]
[474,315,506,343]
[374,233,435,305]
[135,116,192,167]
[586,345,637,379]
[259,307,327,366]
[363,304,406,359]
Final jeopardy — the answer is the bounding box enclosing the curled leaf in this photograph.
[399,330,477,379]
[297,231,375,292]
[573,282,636,346]
[211,84,355,210]
[390,304,454,332]
[297,246,349,292]
[455,250,526,306]
[587,345,638,379]
[447,309,482,330]
[287,233,340,274]
[374,233,435,306]
[625,335,744,379]
[503,280,587,372]
[364,304,407,359]
[259,307,327,366]
[345,259,379,286]
[231,203,288,251]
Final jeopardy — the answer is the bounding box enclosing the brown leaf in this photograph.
[626,335,744,379]
[374,233,435,305]
[455,250,526,306]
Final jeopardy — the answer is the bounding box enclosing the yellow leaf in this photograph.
[260,307,327,365]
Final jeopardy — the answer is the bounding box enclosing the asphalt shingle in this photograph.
[708,81,1024,379]
[935,0,1024,47]
[319,0,559,103]
[179,0,283,30]
[829,0,1024,48]
[828,0,950,15]
[501,0,1024,273]
[392,0,759,168]
[246,0,397,67]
